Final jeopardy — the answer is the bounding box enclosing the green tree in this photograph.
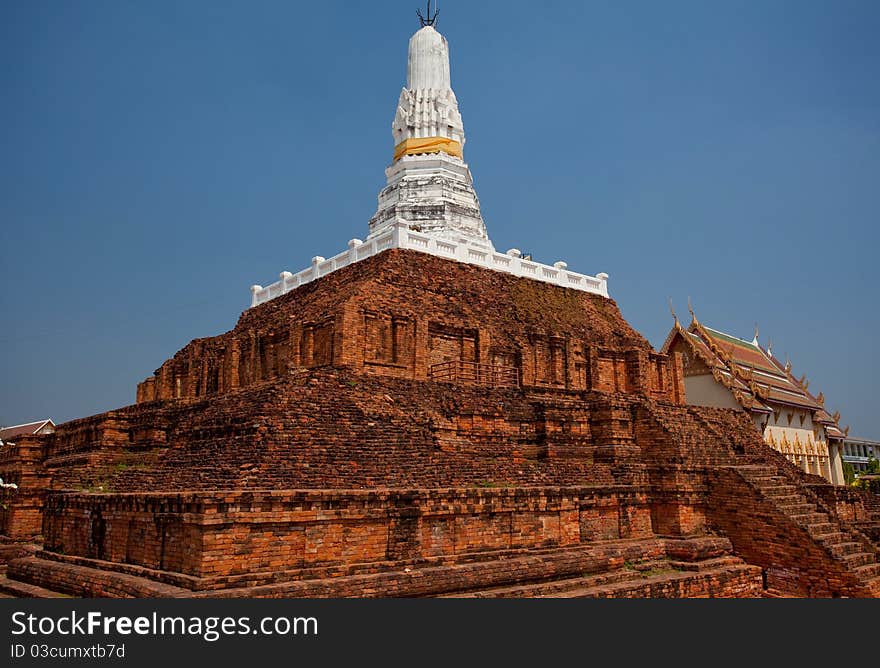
[842,460,856,486]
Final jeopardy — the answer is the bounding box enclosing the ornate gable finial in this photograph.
[784,356,792,373]
[767,338,773,358]
[417,0,439,27]
[687,296,698,324]
[832,410,841,423]
[752,322,759,345]
[668,298,680,326]
[816,391,825,406]
[844,425,850,437]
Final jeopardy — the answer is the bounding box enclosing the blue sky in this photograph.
[2,1,878,437]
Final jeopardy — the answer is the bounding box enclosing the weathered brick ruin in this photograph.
[2,250,879,598]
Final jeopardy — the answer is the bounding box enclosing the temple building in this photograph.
[843,437,880,474]
[661,312,847,485]
[0,420,55,446]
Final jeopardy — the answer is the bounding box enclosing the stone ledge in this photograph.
[250,223,609,307]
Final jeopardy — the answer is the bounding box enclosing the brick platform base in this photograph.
[5,536,762,599]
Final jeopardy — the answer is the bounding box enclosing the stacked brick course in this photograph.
[134,250,681,402]
[41,486,652,581]
[0,436,49,540]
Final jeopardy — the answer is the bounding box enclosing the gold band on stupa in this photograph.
[393,136,463,162]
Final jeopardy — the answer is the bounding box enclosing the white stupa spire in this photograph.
[368,19,492,250]
[247,9,611,309]
[407,25,451,91]
[392,26,464,158]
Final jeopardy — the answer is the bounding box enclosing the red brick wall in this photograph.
[0,436,51,540]
[42,487,653,579]
[136,250,681,403]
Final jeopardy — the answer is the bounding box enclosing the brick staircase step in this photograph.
[0,576,70,598]
[762,588,790,598]
[828,542,867,558]
[439,569,641,598]
[807,529,845,542]
[668,556,744,572]
[776,503,817,515]
[852,563,880,579]
[839,552,876,568]
[805,522,838,536]
[760,486,801,498]
[772,494,807,506]
[540,563,761,599]
[745,474,787,483]
[788,513,830,526]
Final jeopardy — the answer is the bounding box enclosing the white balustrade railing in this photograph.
[250,222,609,307]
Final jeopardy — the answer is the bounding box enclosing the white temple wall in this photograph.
[682,374,743,410]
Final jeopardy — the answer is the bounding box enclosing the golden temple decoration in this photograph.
[687,297,697,324]
[668,298,679,326]
[393,136,463,162]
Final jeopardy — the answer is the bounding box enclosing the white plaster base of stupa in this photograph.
[368,152,492,251]
[249,220,609,308]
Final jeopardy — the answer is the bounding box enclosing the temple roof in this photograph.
[701,327,780,375]
[661,318,846,438]
[0,419,55,441]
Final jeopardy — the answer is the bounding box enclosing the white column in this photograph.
[829,443,845,486]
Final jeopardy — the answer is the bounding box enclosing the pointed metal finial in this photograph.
[417,0,439,27]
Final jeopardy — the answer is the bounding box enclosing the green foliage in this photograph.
[854,477,880,494]
[842,460,856,486]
